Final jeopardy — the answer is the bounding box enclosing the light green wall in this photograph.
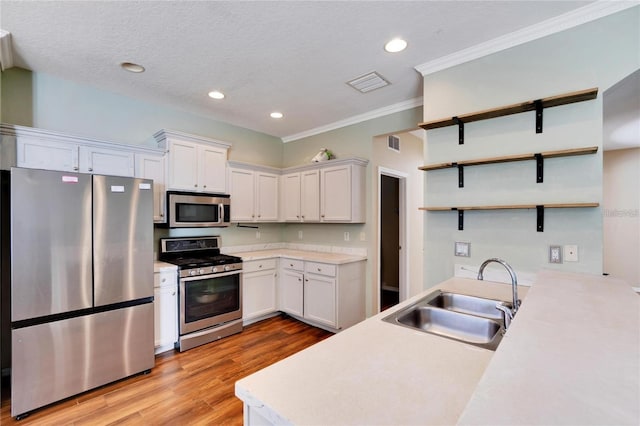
[422,7,640,287]
[0,68,283,167]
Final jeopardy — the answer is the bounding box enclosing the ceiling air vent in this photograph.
[347,71,390,93]
[388,135,400,152]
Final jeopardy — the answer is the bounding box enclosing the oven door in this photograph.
[179,270,242,335]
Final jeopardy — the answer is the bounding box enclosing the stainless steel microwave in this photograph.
[166,191,231,228]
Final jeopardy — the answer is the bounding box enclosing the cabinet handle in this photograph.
[88,167,93,172]
[73,166,79,171]
[172,291,176,296]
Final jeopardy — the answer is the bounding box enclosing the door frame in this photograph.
[377,166,408,312]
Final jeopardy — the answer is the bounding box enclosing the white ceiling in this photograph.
[0,0,631,143]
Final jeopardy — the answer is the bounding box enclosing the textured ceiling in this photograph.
[0,0,602,140]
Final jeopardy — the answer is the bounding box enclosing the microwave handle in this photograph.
[218,204,224,223]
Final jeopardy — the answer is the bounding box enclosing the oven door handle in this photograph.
[181,270,242,281]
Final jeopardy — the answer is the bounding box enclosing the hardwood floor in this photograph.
[0,315,332,425]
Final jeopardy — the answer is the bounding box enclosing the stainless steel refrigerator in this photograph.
[9,167,154,418]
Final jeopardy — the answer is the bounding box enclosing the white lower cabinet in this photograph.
[279,258,365,331]
[242,259,278,324]
[153,268,178,354]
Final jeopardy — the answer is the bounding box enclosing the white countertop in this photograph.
[458,269,640,425]
[232,248,367,265]
[153,260,177,273]
[235,270,640,425]
[235,278,524,425]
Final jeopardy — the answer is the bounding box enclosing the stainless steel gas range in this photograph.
[158,236,243,351]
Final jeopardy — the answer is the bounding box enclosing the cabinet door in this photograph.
[320,165,351,222]
[167,140,199,191]
[199,145,227,193]
[80,146,135,177]
[301,169,320,222]
[229,168,256,221]
[154,275,177,351]
[279,270,304,317]
[281,173,301,221]
[16,137,79,172]
[135,153,166,222]
[256,172,279,221]
[304,273,336,328]
[243,269,277,321]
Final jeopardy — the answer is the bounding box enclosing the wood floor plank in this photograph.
[0,315,331,425]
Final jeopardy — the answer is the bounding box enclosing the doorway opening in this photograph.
[378,168,407,311]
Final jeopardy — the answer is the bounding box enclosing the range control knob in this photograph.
[199,269,205,275]
[189,270,197,276]
[224,265,231,272]
[212,267,218,273]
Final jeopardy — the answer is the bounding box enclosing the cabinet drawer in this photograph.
[305,262,336,277]
[281,258,304,271]
[243,258,278,273]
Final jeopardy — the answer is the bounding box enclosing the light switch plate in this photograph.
[454,242,470,257]
[549,245,562,263]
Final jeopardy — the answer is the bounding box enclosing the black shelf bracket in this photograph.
[535,99,543,133]
[455,164,464,188]
[455,209,464,231]
[453,117,464,144]
[536,205,544,232]
[535,153,544,183]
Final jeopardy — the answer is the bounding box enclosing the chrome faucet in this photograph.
[477,258,520,329]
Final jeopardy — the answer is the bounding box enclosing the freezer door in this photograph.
[11,303,154,417]
[10,168,93,321]
[93,175,154,306]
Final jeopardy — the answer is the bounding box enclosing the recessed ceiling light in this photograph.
[208,91,225,100]
[120,62,145,73]
[270,112,283,119]
[384,38,407,53]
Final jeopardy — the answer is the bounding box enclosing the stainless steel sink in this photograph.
[426,291,510,321]
[382,290,508,350]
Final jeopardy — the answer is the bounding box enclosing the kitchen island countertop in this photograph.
[235,270,639,425]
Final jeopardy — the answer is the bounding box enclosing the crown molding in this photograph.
[415,1,639,77]
[281,97,423,143]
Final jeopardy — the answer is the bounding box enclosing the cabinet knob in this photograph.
[203,185,207,188]
[172,291,176,296]
[88,167,93,172]
[321,214,325,218]
[161,278,166,283]
[317,268,321,272]
[73,166,79,171]
[258,264,262,268]
[194,184,198,187]
[298,278,302,282]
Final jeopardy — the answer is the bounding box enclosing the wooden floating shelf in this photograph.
[419,146,598,171]
[418,87,598,130]
[420,203,599,212]
[420,202,599,232]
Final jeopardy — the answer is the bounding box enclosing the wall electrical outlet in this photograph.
[549,245,562,264]
[255,231,261,239]
[564,245,578,262]
[298,230,303,240]
[360,232,366,242]
[344,232,350,242]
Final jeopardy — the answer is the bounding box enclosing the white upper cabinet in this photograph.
[154,130,230,193]
[135,152,166,222]
[280,159,367,223]
[3,125,158,179]
[228,162,279,222]
[79,145,134,177]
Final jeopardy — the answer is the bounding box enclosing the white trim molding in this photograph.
[415,1,639,77]
[282,97,423,143]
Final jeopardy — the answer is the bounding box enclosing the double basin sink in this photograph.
[383,290,513,350]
